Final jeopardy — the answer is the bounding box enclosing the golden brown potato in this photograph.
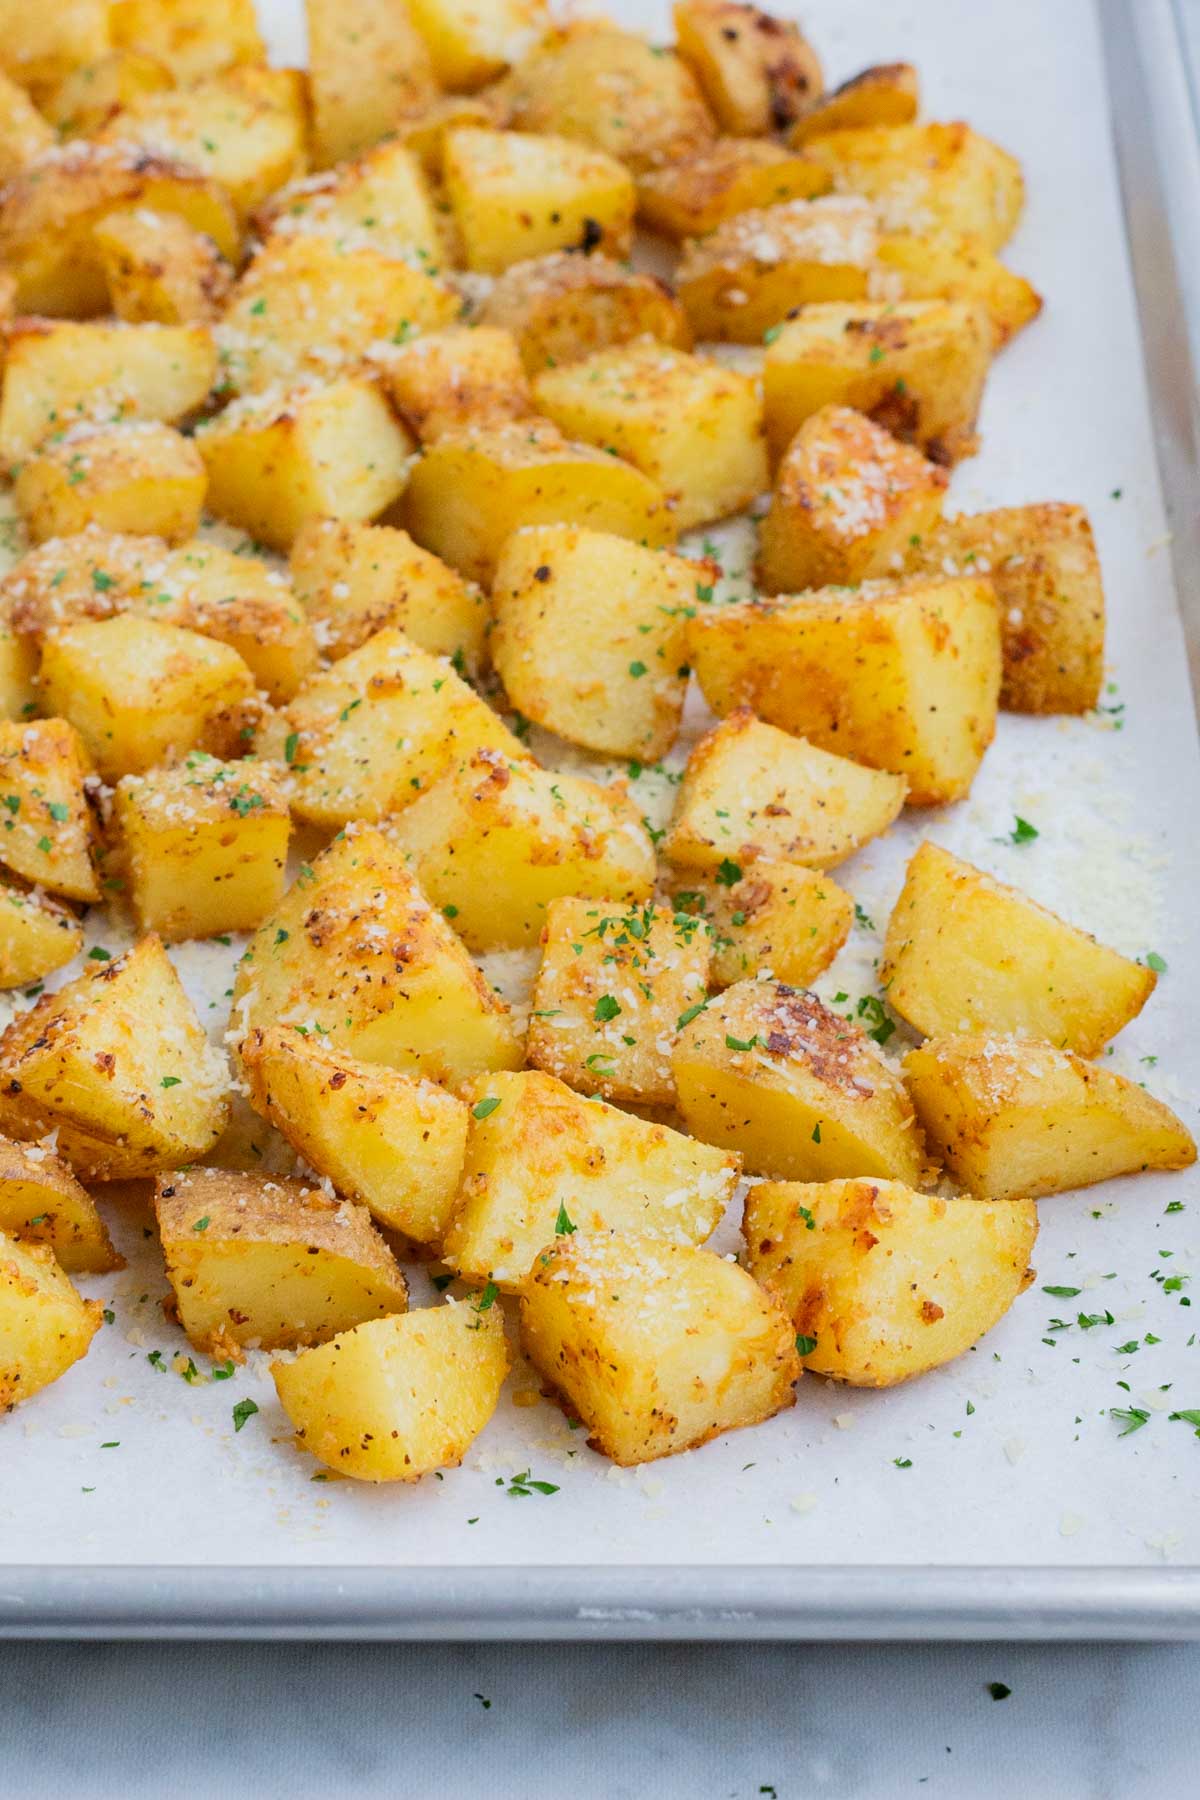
[477,252,691,375]
[93,208,232,326]
[671,860,853,990]
[520,1231,798,1464]
[109,0,264,83]
[0,717,100,903]
[742,1177,1037,1386]
[14,421,207,545]
[0,880,84,991]
[870,231,1042,351]
[307,0,439,168]
[253,137,445,264]
[378,325,531,441]
[673,1,821,136]
[0,3,110,104]
[43,50,176,141]
[0,1133,121,1273]
[636,137,831,238]
[409,0,547,91]
[0,69,54,180]
[676,196,877,343]
[444,127,636,273]
[789,63,919,145]
[804,122,1025,252]
[0,1231,102,1408]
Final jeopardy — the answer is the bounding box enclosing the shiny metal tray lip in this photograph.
[5,0,1200,1642]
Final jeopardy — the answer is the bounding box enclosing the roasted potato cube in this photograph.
[395,94,500,176]
[526,898,711,1108]
[672,860,853,989]
[283,627,523,830]
[757,404,948,594]
[43,50,175,141]
[478,251,691,374]
[197,378,415,553]
[401,417,675,585]
[665,710,906,873]
[789,62,919,145]
[445,1070,738,1289]
[0,143,237,318]
[379,325,531,441]
[676,195,876,343]
[688,576,1001,806]
[0,69,54,180]
[521,1231,797,1463]
[307,0,439,168]
[673,1,821,136]
[156,1167,409,1356]
[444,127,635,274]
[146,541,319,705]
[762,299,993,464]
[906,1033,1197,1202]
[115,754,291,943]
[109,0,264,83]
[881,842,1157,1054]
[505,24,716,172]
[0,880,84,990]
[93,208,232,326]
[231,824,523,1084]
[0,320,216,465]
[870,231,1042,351]
[0,2,109,104]
[0,934,229,1179]
[0,718,100,902]
[273,1299,509,1481]
[14,421,206,545]
[219,235,460,397]
[533,340,767,531]
[40,615,255,781]
[805,122,1025,252]
[0,604,35,726]
[410,0,546,90]
[491,523,703,758]
[743,1177,1037,1386]
[0,1134,120,1273]
[637,137,830,238]
[388,750,656,949]
[673,979,926,1184]
[0,1233,101,1408]
[903,503,1104,714]
[242,1026,468,1244]
[255,138,446,264]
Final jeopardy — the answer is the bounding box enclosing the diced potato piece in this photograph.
[762,299,993,464]
[231,824,523,1084]
[14,421,206,545]
[665,710,906,873]
[673,1,821,137]
[0,2,109,103]
[40,615,255,781]
[283,627,523,830]
[0,615,35,726]
[445,127,635,274]
[0,880,84,990]
[44,50,175,140]
[242,1026,468,1244]
[0,143,237,319]
[805,122,1025,252]
[478,251,691,374]
[881,842,1157,1054]
[109,0,264,83]
[505,25,716,173]
[115,754,291,943]
[871,231,1042,351]
[255,138,446,265]
[637,137,830,238]
[0,1134,120,1273]
[671,860,853,989]
[491,524,703,758]
[0,320,216,465]
[388,750,656,949]
[396,94,499,176]
[307,0,439,168]
[0,934,229,1179]
[156,1167,409,1356]
[99,65,307,222]
[757,404,948,594]
[445,1070,739,1289]
[526,898,711,1108]
[688,576,1001,806]
[272,1300,508,1481]
[197,378,415,553]
[789,62,919,145]
[147,541,319,705]
[219,235,460,396]
[401,418,675,585]
[0,718,100,902]
[673,978,926,1183]
[743,1177,1037,1386]
[0,69,54,180]
[534,341,767,532]
[906,1034,1197,1202]
[290,518,487,670]
[410,0,546,90]
[677,195,876,343]
[521,1231,797,1463]
[0,528,155,642]
[379,325,530,441]
[0,1232,101,1408]
[903,503,1104,714]
[93,208,233,326]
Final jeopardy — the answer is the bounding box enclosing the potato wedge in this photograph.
[671,860,853,990]
[0,1232,102,1409]
[0,1134,120,1273]
[0,717,100,903]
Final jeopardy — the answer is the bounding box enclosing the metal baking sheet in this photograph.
[4,0,1200,1639]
